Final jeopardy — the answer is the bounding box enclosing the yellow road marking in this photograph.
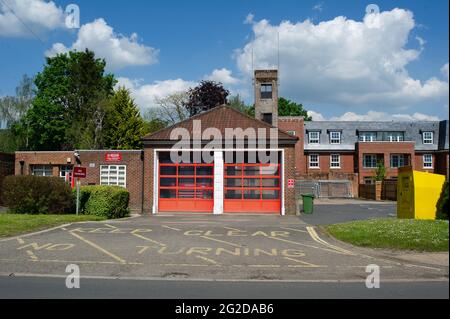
[195,255,220,265]
[26,259,143,265]
[280,227,308,233]
[284,257,322,268]
[248,265,280,268]
[26,250,38,261]
[200,236,242,248]
[223,226,243,231]
[16,238,25,244]
[163,264,207,267]
[104,224,117,229]
[162,225,181,231]
[267,235,345,254]
[131,231,167,247]
[306,227,355,256]
[69,231,127,264]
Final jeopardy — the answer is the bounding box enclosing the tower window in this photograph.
[262,113,273,125]
[260,84,273,99]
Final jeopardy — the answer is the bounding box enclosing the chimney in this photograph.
[254,69,278,127]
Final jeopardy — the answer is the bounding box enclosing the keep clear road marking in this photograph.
[306,227,356,256]
[199,236,242,248]
[131,229,167,247]
[280,227,308,233]
[68,231,127,264]
[162,225,181,231]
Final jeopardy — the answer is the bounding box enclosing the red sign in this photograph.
[73,167,87,178]
[105,153,122,162]
[288,179,295,189]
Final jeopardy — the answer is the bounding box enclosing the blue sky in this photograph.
[0,0,448,121]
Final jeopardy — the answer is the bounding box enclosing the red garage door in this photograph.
[224,163,281,214]
[158,158,214,213]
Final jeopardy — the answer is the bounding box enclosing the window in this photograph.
[390,154,407,168]
[100,165,126,187]
[59,165,73,182]
[308,131,320,144]
[31,165,52,176]
[260,84,273,99]
[330,154,340,168]
[309,154,320,168]
[330,131,341,144]
[363,155,378,168]
[287,130,296,136]
[383,132,404,142]
[262,113,273,125]
[359,132,376,142]
[423,132,434,144]
[364,177,375,185]
[423,154,433,168]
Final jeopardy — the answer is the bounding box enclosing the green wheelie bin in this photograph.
[301,194,315,214]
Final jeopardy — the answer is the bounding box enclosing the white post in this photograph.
[76,178,80,215]
[213,151,224,215]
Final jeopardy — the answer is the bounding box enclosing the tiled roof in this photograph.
[142,105,298,141]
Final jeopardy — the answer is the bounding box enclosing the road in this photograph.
[0,275,447,299]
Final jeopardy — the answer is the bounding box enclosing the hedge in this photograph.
[1,175,74,214]
[436,181,449,220]
[73,185,129,219]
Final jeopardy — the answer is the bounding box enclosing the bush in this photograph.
[1,175,74,214]
[73,185,129,219]
[436,182,449,220]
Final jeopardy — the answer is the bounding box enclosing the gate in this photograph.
[297,180,353,198]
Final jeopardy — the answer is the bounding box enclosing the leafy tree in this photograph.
[0,74,34,128]
[152,92,189,125]
[104,87,145,150]
[16,50,116,150]
[278,97,312,121]
[143,118,168,136]
[374,161,387,182]
[184,81,229,117]
[228,94,254,117]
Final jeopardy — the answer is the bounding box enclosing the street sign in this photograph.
[73,167,87,178]
[105,153,122,162]
[288,179,295,189]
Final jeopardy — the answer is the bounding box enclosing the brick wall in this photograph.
[0,152,15,206]
[278,118,305,176]
[283,146,297,215]
[356,142,415,184]
[435,152,449,178]
[143,148,154,214]
[304,152,355,174]
[15,150,144,213]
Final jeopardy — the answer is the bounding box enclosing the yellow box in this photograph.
[397,167,446,220]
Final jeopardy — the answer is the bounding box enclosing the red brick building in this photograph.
[0,152,14,206]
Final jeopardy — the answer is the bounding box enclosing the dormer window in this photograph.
[423,131,434,144]
[308,131,320,144]
[260,84,273,99]
[330,131,341,144]
[384,132,404,142]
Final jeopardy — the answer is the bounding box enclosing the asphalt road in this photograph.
[0,276,447,299]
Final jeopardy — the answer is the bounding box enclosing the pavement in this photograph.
[0,201,448,298]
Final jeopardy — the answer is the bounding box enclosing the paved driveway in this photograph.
[0,213,447,282]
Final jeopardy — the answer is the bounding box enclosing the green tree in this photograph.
[16,50,116,151]
[278,97,312,120]
[152,92,189,125]
[228,94,254,117]
[104,87,145,149]
[0,74,34,128]
[185,81,229,117]
[374,161,387,181]
[142,118,168,136]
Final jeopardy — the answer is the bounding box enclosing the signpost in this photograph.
[73,167,87,215]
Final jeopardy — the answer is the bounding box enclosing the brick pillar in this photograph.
[213,151,224,215]
[375,181,382,201]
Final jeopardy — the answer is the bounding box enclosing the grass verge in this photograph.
[326,218,449,252]
[0,214,106,238]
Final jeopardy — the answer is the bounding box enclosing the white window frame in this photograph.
[359,132,376,142]
[330,131,341,144]
[308,131,320,144]
[385,132,404,142]
[390,154,406,168]
[363,155,378,168]
[423,154,433,169]
[423,132,434,144]
[330,154,341,169]
[31,165,53,177]
[309,154,320,168]
[287,130,296,136]
[100,165,126,187]
[59,165,73,182]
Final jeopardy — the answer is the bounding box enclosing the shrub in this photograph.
[1,175,74,214]
[74,185,129,219]
[436,181,449,220]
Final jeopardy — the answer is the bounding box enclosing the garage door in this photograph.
[158,153,214,213]
[224,162,281,214]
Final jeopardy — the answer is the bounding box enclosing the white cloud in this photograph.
[234,8,449,110]
[308,110,440,121]
[204,68,241,85]
[0,0,64,37]
[117,77,195,111]
[312,3,324,12]
[46,18,159,70]
[244,13,255,25]
[442,63,449,81]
